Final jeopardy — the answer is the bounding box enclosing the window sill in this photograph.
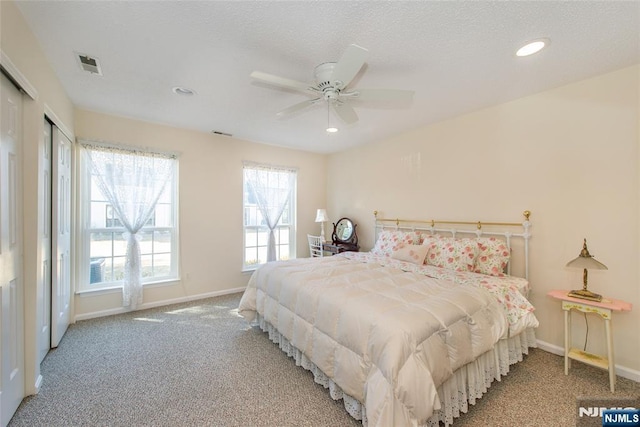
[76,277,181,296]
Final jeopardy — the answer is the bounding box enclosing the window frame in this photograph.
[242,163,297,271]
[77,143,179,292]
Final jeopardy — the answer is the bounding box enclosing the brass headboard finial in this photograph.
[523,210,531,221]
[374,210,378,218]
[477,221,482,230]
[396,218,400,226]
[430,219,435,227]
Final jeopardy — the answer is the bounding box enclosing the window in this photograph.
[79,143,178,292]
[243,163,296,270]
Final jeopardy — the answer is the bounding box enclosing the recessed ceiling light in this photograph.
[172,86,196,96]
[516,38,550,57]
[326,127,338,133]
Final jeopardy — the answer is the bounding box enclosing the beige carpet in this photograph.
[9,292,639,426]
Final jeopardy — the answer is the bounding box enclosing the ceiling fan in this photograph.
[250,44,414,128]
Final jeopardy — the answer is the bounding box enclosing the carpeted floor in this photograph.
[9,292,639,427]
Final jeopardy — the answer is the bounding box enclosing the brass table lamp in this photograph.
[566,238,608,302]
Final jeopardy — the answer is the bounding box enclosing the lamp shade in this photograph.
[565,256,608,270]
[315,209,329,223]
[566,239,608,270]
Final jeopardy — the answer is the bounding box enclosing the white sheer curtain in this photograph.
[83,143,175,308]
[243,162,296,262]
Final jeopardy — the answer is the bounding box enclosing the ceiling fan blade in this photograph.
[348,88,414,102]
[276,98,321,117]
[332,101,359,125]
[330,44,368,89]
[250,71,316,93]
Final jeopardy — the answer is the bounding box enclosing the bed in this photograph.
[238,211,538,426]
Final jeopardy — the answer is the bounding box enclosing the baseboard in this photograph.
[34,374,43,394]
[535,339,564,356]
[74,287,246,321]
[536,339,640,383]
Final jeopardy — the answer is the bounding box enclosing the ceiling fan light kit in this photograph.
[251,44,415,129]
[325,98,338,133]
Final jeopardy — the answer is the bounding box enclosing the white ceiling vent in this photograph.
[75,52,102,75]
[211,130,232,137]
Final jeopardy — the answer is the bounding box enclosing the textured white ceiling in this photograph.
[14,1,640,154]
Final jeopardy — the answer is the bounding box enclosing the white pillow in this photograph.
[391,244,429,265]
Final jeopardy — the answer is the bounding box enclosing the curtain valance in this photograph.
[79,140,178,160]
[242,160,297,174]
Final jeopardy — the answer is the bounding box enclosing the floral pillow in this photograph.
[391,243,430,265]
[371,230,420,257]
[420,234,443,249]
[425,237,478,272]
[474,237,511,277]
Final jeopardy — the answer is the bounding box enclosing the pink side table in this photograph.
[547,289,632,392]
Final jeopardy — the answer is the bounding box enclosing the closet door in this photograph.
[51,127,72,347]
[38,119,52,362]
[0,72,25,427]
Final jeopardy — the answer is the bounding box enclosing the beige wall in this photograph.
[327,65,640,376]
[2,0,76,395]
[74,109,327,317]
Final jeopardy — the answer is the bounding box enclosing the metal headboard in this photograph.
[373,210,532,279]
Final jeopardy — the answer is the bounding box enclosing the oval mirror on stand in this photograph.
[332,218,359,250]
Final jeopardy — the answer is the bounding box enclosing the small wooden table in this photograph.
[322,242,359,255]
[547,290,632,392]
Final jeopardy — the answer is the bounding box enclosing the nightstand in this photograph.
[547,290,632,392]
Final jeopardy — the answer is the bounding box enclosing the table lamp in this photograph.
[566,238,608,302]
[315,209,329,242]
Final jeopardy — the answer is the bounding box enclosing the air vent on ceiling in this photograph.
[212,130,233,137]
[75,52,103,76]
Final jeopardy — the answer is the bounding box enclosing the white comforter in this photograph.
[238,254,536,426]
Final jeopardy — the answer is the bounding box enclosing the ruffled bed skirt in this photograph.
[257,315,537,426]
